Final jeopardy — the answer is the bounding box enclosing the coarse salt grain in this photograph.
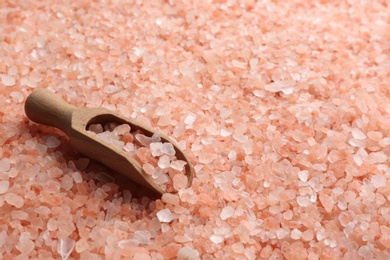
[1,74,16,86]
[57,237,75,260]
[0,158,11,172]
[177,247,199,260]
[220,205,234,220]
[157,209,175,223]
[46,136,61,148]
[5,193,24,208]
[0,181,10,194]
[371,175,386,188]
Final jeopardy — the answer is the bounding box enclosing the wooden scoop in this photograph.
[24,88,194,195]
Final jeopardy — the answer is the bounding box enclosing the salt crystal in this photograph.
[134,230,151,244]
[16,232,34,255]
[210,235,224,244]
[184,112,197,125]
[358,245,374,260]
[319,194,334,213]
[291,228,302,240]
[5,192,24,208]
[351,128,366,140]
[57,237,75,260]
[113,124,131,135]
[170,160,187,171]
[276,228,289,239]
[135,134,153,147]
[157,209,175,223]
[220,205,234,220]
[72,171,83,183]
[88,124,103,134]
[228,150,237,161]
[0,181,9,194]
[158,155,170,169]
[161,143,176,155]
[124,143,135,153]
[297,196,310,207]
[371,175,386,188]
[0,158,11,172]
[172,174,188,190]
[46,136,61,148]
[298,170,309,182]
[161,193,179,205]
[1,74,15,86]
[264,80,295,94]
[142,163,155,175]
[177,247,199,260]
[150,142,163,156]
[367,152,387,164]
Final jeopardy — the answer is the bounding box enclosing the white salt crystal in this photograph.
[124,143,135,153]
[184,112,197,125]
[46,136,61,148]
[57,237,75,260]
[220,205,234,220]
[150,142,163,156]
[220,129,232,137]
[0,181,9,194]
[158,155,170,169]
[371,175,386,188]
[134,230,151,244]
[0,158,11,172]
[351,128,366,140]
[210,235,224,244]
[161,142,176,155]
[152,132,161,141]
[291,228,302,240]
[298,170,309,182]
[156,209,175,223]
[177,247,200,260]
[1,74,15,86]
[170,160,187,171]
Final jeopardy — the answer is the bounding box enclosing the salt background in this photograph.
[0,0,390,259]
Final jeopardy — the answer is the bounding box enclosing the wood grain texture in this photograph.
[25,88,194,195]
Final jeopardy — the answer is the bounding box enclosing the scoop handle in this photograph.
[24,89,76,134]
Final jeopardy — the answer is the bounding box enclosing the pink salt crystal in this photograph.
[57,237,75,260]
[46,136,61,148]
[298,170,309,182]
[47,218,59,231]
[142,163,155,175]
[135,134,153,147]
[220,205,234,220]
[75,238,90,253]
[358,245,374,260]
[161,193,179,205]
[172,174,188,190]
[276,228,289,239]
[367,152,387,164]
[0,158,11,172]
[290,228,302,240]
[72,172,83,183]
[371,175,386,188]
[177,247,199,260]
[113,124,131,135]
[61,175,73,191]
[16,232,34,255]
[157,209,175,223]
[210,235,224,244]
[5,192,24,208]
[170,160,187,171]
[351,128,366,140]
[124,143,135,153]
[0,180,9,194]
[1,74,15,86]
[158,155,170,169]
[88,124,104,134]
[134,230,151,244]
[319,194,334,213]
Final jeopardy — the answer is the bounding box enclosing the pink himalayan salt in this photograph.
[5,192,24,208]
[172,174,188,190]
[0,180,9,194]
[57,237,75,260]
[0,158,11,172]
[177,247,200,260]
[16,233,34,255]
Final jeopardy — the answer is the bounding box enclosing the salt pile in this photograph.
[1,0,390,259]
